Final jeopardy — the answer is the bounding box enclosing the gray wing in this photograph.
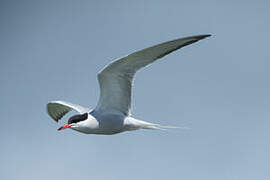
[47,101,90,122]
[95,34,211,116]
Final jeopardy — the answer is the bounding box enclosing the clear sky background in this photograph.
[1,0,270,180]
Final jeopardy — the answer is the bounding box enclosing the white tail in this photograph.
[142,124,189,130]
[129,118,189,131]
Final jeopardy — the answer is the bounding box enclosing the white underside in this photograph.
[70,111,163,135]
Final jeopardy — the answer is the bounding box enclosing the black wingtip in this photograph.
[204,34,212,38]
[196,34,212,40]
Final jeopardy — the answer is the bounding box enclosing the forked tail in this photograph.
[142,123,189,130]
[131,118,189,131]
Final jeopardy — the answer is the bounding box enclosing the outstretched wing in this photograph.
[47,101,90,122]
[95,34,211,116]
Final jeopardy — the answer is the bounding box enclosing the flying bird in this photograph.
[47,34,211,135]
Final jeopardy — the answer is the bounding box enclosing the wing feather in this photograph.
[95,34,211,116]
[47,101,90,122]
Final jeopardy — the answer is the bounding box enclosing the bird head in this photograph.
[58,113,88,131]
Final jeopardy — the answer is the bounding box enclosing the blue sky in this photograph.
[1,0,270,180]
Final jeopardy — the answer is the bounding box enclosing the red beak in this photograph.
[58,124,72,131]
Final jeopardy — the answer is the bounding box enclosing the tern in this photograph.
[47,34,211,135]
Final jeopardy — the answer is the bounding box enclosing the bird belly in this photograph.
[73,112,127,135]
